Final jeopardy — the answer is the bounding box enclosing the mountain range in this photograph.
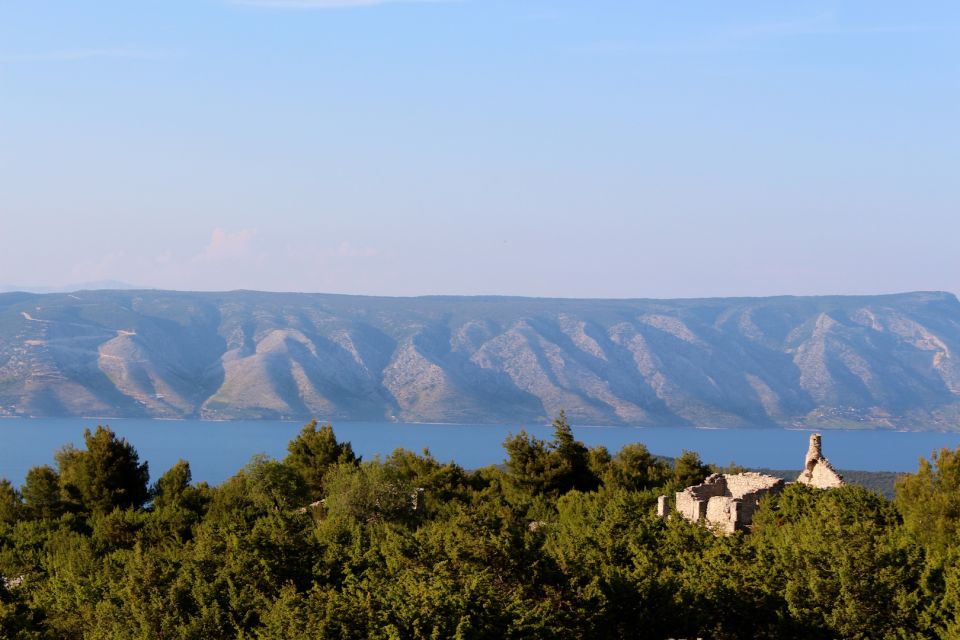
[1,289,958,430]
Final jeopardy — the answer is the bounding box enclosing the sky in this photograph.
[0,1,957,299]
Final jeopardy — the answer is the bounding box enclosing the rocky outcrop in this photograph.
[797,433,844,489]
[0,290,958,427]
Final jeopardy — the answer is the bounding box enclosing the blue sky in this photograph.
[1,1,957,297]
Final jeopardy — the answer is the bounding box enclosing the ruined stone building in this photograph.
[659,432,844,533]
[660,472,785,534]
[797,432,844,489]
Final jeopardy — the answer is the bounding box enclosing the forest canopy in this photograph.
[1,415,959,639]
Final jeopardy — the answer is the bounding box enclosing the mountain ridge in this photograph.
[1,289,958,430]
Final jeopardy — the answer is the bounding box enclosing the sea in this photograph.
[2,417,959,486]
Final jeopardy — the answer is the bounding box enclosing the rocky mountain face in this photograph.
[0,290,958,429]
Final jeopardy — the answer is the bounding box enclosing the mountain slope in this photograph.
[1,290,958,429]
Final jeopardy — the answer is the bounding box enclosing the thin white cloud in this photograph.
[193,228,258,264]
[233,0,454,9]
[0,48,166,63]
[576,14,946,57]
[726,17,944,40]
[328,241,379,258]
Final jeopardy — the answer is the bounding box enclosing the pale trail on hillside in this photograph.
[0,290,958,429]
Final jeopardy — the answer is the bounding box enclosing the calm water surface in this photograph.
[2,417,959,485]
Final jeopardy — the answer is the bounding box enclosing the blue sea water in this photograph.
[1,418,959,486]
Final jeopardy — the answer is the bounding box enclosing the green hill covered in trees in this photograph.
[2,415,959,638]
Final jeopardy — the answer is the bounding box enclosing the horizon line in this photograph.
[1,287,956,303]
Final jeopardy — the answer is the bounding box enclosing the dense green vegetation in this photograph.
[1,414,959,639]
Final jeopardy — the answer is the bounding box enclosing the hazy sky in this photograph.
[1,1,957,298]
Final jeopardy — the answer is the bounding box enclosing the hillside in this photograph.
[1,290,958,429]
[751,468,903,500]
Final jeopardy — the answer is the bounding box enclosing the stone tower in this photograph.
[797,433,844,489]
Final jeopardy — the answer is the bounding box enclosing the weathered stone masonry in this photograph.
[668,472,785,534]
[659,432,844,533]
[797,432,844,489]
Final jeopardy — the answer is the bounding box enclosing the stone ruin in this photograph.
[797,432,844,489]
[658,432,844,533]
[660,472,785,534]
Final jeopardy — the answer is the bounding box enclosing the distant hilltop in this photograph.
[1,289,958,430]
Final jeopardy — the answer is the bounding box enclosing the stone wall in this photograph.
[671,472,784,533]
[705,496,740,534]
[724,472,782,499]
[674,474,727,522]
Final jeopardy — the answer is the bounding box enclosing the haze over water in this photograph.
[3,418,959,486]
